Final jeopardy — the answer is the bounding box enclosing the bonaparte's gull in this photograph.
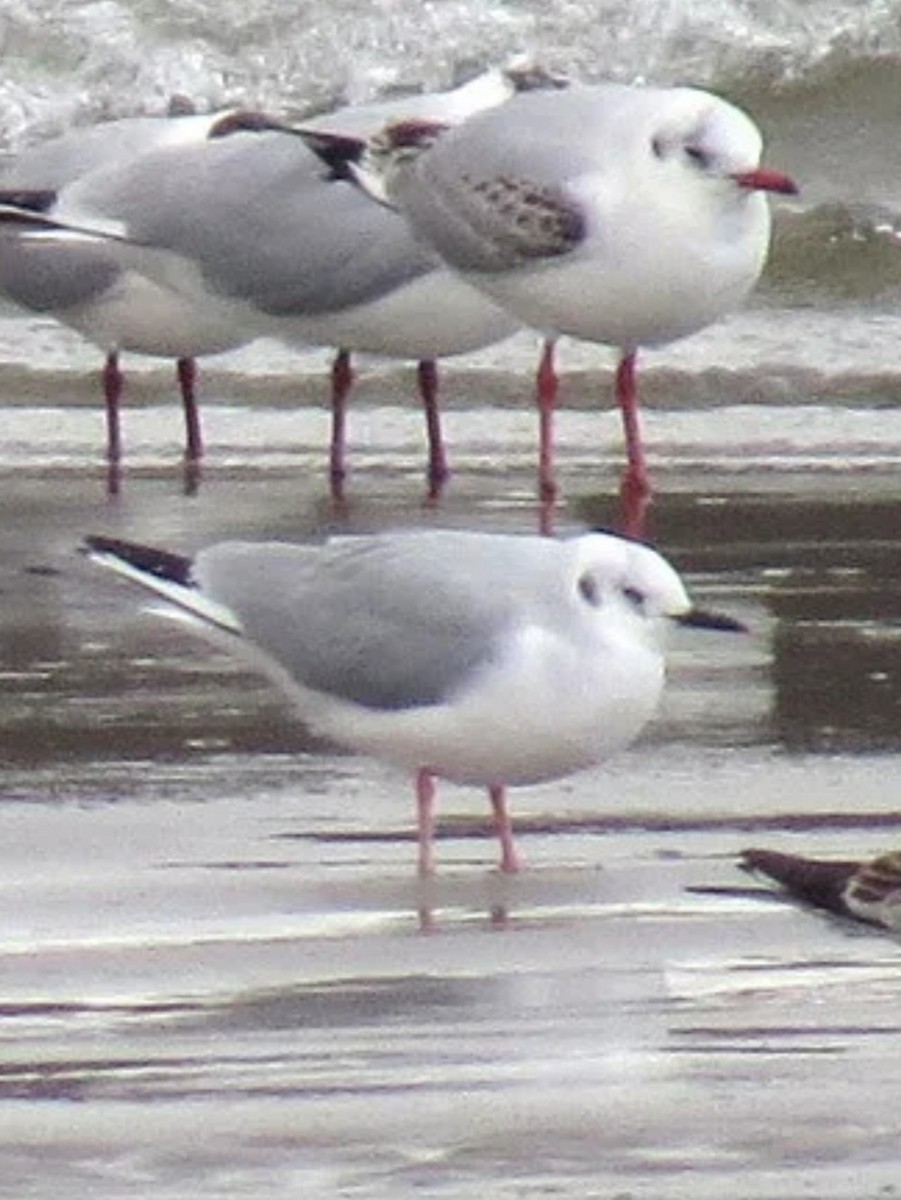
[83,527,743,875]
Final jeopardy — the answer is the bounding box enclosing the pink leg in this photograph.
[489,784,522,873]
[415,768,437,877]
[329,348,354,499]
[417,359,450,501]
[176,357,203,462]
[615,349,651,539]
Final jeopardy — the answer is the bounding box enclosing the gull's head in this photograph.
[573,531,745,640]
[647,88,797,201]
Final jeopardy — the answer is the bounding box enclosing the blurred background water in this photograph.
[2,3,901,1199]
[2,0,901,395]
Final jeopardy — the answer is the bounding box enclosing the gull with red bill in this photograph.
[307,82,797,535]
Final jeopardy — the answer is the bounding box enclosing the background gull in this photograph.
[0,102,259,488]
[0,64,562,500]
[331,82,797,533]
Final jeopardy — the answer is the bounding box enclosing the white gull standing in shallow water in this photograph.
[296,60,566,498]
[0,64,562,500]
[83,528,743,876]
[315,83,797,534]
[0,103,261,488]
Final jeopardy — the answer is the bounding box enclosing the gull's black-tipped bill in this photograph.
[675,607,747,634]
[584,528,747,633]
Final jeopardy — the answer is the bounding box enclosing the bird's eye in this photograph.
[651,135,666,160]
[577,573,601,607]
[684,144,712,169]
[622,586,645,611]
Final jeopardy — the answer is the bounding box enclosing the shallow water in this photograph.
[1,373,900,1198]
[3,1,901,1191]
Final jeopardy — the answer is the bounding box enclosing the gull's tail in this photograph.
[82,534,241,634]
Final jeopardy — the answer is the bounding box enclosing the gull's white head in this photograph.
[572,531,744,639]
[646,87,797,199]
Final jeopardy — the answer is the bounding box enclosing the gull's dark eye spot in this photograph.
[622,586,645,611]
[578,573,601,607]
[651,135,665,159]
[684,144,711,169]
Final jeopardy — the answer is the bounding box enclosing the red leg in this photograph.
[102,351,123,464]
[329,348,354,499]
[489,784,522,873]
[415,768,437,878]
[176,357,203,462]
[101,351,123,496]
[615,349,651,539]
[536,339,558,505]
[417,359,450,501]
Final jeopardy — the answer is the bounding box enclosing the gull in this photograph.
[83,527,743,876]
[297,58,566,497]
[741,847,901,931]
[0,119,515,500]
[0,63,563,500]
[0,102,260,486]
[318,82,797,532]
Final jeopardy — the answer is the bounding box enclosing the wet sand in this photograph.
[1,372,900,1198]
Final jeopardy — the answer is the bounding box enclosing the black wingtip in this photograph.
[297,128,367,182]
[0,188,58,214]
[82,535,194,586]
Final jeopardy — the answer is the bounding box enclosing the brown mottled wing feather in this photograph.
[845,851,901,919]
[462,173,585,262]
[409,158,586,273]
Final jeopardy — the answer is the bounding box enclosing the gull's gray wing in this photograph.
[57,131,436,316]
[0,113,211,312]
[195,532,567,711]
[0,114,203,190]
[0,228,121,310]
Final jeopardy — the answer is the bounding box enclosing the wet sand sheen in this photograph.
[1,386,900,1198]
